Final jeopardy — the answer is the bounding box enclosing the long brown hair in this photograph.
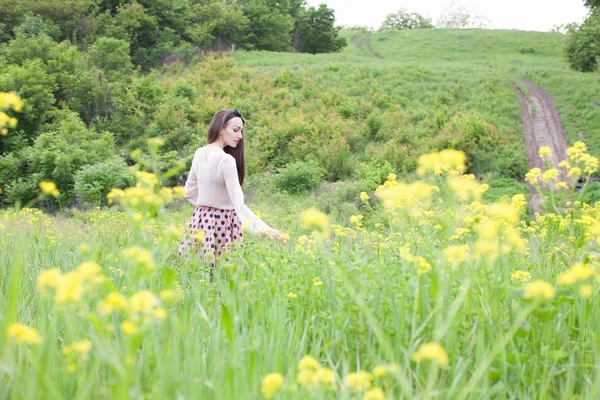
[207,109,246,186]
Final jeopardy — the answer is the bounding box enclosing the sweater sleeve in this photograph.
[183,150,199,205]
[221,155,272,234]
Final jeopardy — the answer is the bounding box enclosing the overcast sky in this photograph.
[305,0,590,32]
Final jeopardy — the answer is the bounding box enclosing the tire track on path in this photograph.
[514,80,569,214]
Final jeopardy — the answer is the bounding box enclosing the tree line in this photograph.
[566,1,600,72]
[0,0,346,70]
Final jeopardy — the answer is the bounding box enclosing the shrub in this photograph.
[74,158,135,205]
[274,160,323,194]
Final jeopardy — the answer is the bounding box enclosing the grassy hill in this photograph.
[153,28,600,225]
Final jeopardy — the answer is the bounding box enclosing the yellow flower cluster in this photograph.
[295,233,318,257]
[39,181,60,198]
[7,323,42,345]
[557,262,595,285]
[416,149,467,176]
[376,181,438,211]
[360,191,370,203]
[261,373,284,399]
[447,174,488,201]
[0,92,22,135]
[107,171,184,219]
[36,262,106,306]
[523,280,555,301]
[526,141,599,192]
[62,339,93,372]
[296,355,336,389]
[567,141,599,176]
[350,214,364,229]
[344,370,373,391]
[411,342,449,367]
[511,270,531,282]
[538,146,552,160]
[301,208,329,232]
[398,246,432,275]
[120,246,157,272]
[442,244,470,268]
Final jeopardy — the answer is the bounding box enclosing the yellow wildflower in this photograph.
[417,149,466,176]
[98,292,128,315]
[261,373,284,399]
[542,168,559,183]
[39,181,60,198]
[442,245,469,267]
[372,366,387,378]
[7,323,42,345]
[411,342,449,367]
[298,355,321,371]
[523,280,555,300]
[579,285,593,299]
[36,268,64,297]
[363,388,386,400]
[62,339,92,360]
[525,168,542,186]
[0,92,23,112]
[120,321,137,335]
[121,246,157,272]
[538,146,552,160]
[301,208,329,231]
[360,191,370,203]
[511,271,531,282]
[568,167,581,178]
[557,263,595,285]
[344,371,372,391]
[350,214,364,229]
[314,368,336,386]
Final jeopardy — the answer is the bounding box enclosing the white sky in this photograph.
[305,0,590,31]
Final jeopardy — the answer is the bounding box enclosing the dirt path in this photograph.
[352,35,381,59]
[363,35,381,59]
[514,80,569,214]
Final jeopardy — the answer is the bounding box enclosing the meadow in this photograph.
[2,29,600,399]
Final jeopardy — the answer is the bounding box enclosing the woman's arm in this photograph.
[183,151,199,205]
[221,155,273,234]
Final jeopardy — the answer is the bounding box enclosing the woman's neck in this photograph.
[207,140,225,150]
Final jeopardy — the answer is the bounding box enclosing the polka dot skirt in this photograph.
[179,205,243,259]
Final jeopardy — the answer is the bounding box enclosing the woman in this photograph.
[179,109,285,261]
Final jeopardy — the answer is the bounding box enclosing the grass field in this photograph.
[2,29,600,399]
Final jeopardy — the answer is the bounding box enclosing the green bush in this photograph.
[74,158,135,205]
[481,177,528,203]
[274,160,323,194]
[355,160,395,187]
[89,37,133,79]
[19,109,117,204]
[316,179,374,221]
[580,181,600,205]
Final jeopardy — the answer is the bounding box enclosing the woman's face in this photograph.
[221,117,244,148]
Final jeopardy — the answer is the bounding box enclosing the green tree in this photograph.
[0,0,96,43]
[186,1,249,50]
[566,10,600,72]
[297,4,346,54]
[379,9,434,31]
[245,0,295,51]
[89,37,134,79]
[436,3,490,28]
[0,60,57,138]
[585,0,600,8]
